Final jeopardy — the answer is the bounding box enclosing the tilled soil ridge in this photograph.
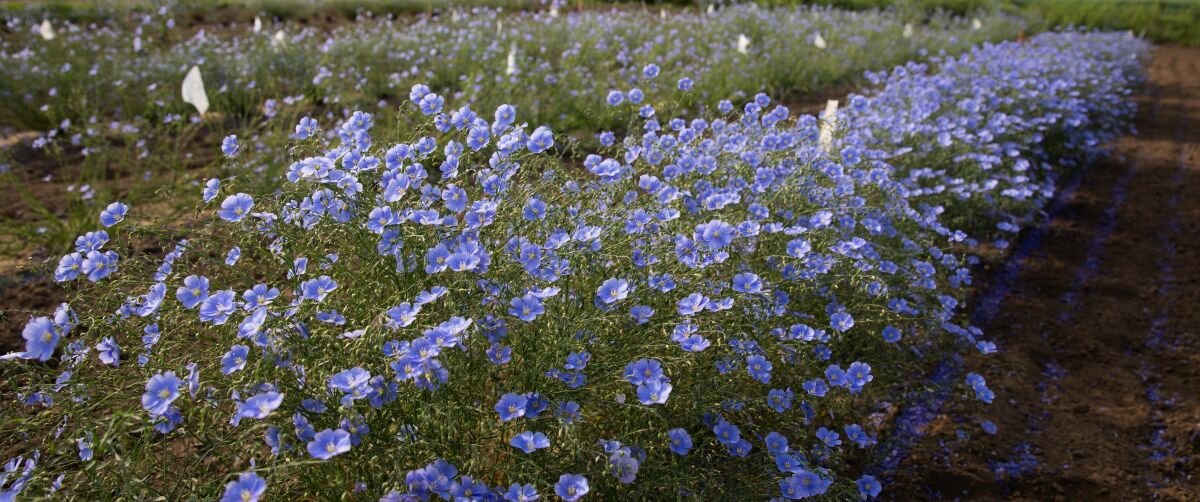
[895,45,1200,501]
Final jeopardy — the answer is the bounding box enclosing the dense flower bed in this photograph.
[1,31,1146,500]
[0,5,1025,132]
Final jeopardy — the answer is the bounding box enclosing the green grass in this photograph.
[1014,0,1200,46]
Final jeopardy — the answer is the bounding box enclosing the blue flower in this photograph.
[677,77,694,91]
[676,292,709,316]
[727,438,752,457]
[239,391,284,420]
[830,312,855,332]
[142,371,180,417]
[667,428,692,455]
[99,201,128,227]
[605,90,624,106]
[624,359,663,385]
[219,193,254,222]
[780,470,829,499]
[81,250,118,282]
[629,305,654,325]
[329,367,371,405]
[504,483,538,502]
[816,427,841,448]
[882,325,901,343]
[624,87,643,103]
[294,116,318,139]
[221,134,239,157]
[225,246,241,266]
[767,388,794,412]
[220,472,266,502]
[825,364,849,388]
[595,278,630,305]
[697,220,735,248]
[176,275,209,309]
[642,63,660,79]
[636,379,672,405]
[679,334,711,352]
[54,252,83,282]
[307,428,351,460]
[15,317,60,361]
[746,355,772,384]
[523,198,547,221]
[221,345,250,375]
[966,373,994,403]
[713,420,740,445]
[856,474,882,499]
[300,275,337,302]
[803,378,829,397]
[203,178,220,203]
[508,293,545,322]
[554,474,588,502]
[731,272,763,294]
[509,431,551,454]
[787,238,811,258]
[441,185,468,213]
[526,126,554,153]
[844,424,874,448]
[417,93,444,115]
[95,337,120,367]
[847,361,873,391]
[77,434,93,461]
[199,290,237,325]
[764,431,789,455]
[494,104,517,127]
[495,393,528,422]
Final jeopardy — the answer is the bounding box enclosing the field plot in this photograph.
[0,2,1194,501]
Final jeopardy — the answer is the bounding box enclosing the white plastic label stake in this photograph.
[707,4,714,14]
[549,5,558,18]
[903,22,914,39]
[181,65,210,116]
[272,30,286,48]
[813,32,827,50]
[818,99,839,154]
[736,34,750,54]
[253,16,262,33]
[38,20,55,40]
[505,43,517,76]
[972,18,982,30]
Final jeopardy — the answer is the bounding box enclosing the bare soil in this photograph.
[892,45,1200,501]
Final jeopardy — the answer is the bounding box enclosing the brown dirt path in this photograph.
[893,45,1200,501]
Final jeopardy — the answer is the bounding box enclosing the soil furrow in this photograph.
[894,45,1200,501]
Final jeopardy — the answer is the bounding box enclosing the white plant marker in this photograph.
[707,4,714,14]
[736,34,750,54]
[660,8,666,19]
[818,99,839,154]
[813,32,827,50]
[272,29,286,48]
[549,4,559,18]
[972,18,982,30]
[181,66,209,117]
[451,9,461,23]
[497,19,503,35]
[903,22,914,39]
[505,43,517,76]
[253,16,262,33]
[38,19,55,40]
